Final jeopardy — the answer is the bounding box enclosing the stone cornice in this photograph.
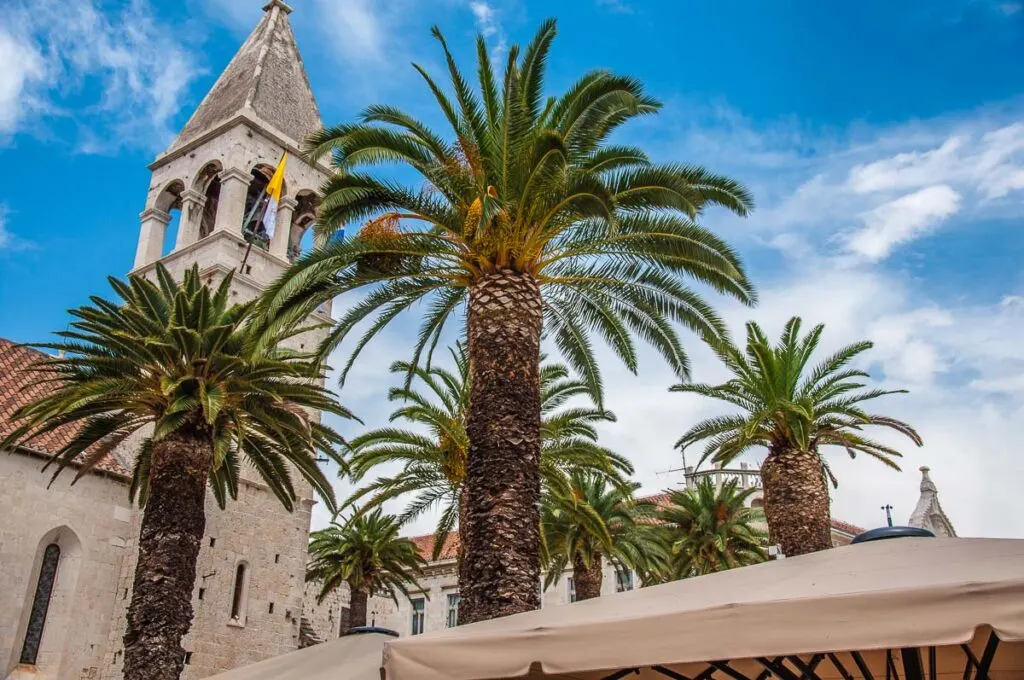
[149,112,332,177]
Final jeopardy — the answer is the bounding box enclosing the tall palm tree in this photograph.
[657,478,767,579]
[346,343,633,566]
[673,317,922,557]
[262,20,754,623]
[0,265,350,680]
[306,509,427,630]
[541,472,666,601]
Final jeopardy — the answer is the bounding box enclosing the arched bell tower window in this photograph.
[194,162,223,239]
[155,180,184,257]
[288,190,320,263]
[242,165,285,251]
[19,544,61,665]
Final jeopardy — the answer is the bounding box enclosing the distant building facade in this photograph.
[345,465,865,640]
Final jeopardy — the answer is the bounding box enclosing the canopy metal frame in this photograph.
[598,631,1003,680]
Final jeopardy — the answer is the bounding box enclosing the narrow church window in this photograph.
[198,588,205,601]
[230,563,249,623]
[274,554,280,563]
[209,537,216,548]
[268,602,274,614]
[184,652,192,665]
[20,544,60,665]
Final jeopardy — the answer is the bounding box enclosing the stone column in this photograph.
[215,168,251,236]
[270,196,297,260]
[134,208,171,269]
[176,189,206,249]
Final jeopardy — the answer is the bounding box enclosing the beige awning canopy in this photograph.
[205,630,394,680]
[383,538,1024,680]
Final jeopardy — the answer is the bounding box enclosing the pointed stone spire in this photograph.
[170,0,321,151]
[908,466,957,537]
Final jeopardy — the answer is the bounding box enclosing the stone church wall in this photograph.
[98,479,314,680]
[0,452,132,680]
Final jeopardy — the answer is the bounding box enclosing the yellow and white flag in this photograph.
[262,153,287,240]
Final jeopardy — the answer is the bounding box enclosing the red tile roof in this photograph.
[408,532,460,561]
[829,518,866,536]
[0,338,129,478]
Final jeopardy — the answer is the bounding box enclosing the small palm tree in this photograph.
[0,265,351,680]
[262,19,753,623]
[306,509,427,630]
[657,478,767,579]
[347,343,633,566]
[541,472,666,601]
[673,317,922,557]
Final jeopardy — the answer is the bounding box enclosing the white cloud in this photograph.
[1,0,201,150]
[1000,2,1023,15]
[0,206,33,252]
[469,2,498,36]
[845,185,961,261]
[313,0,387,63]
[0,29,45,136]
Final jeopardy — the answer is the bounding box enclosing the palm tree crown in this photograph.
[674,317,922,480]
[346,343,633,560]
[306,509,426,629]
[541,472,666,600]
[657,478,767,579]
[1,263,350,510]
[262,18,755,398]
[673,316,922,556]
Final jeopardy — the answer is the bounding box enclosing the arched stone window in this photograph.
[155,180,184,257]
[229,562,250,625]
[288,190,320,263]
[242,165,284,251]
[19,544,60,665]
[194,162,223,239]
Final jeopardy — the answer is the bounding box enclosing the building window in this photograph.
[19,544,61,665]
[410,598,425,635]
[567,577,577,603]
[446,593,460,628]
[615,569,634,593]
[230,562,249,624]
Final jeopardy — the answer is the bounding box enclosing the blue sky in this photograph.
[1,0,1023,537]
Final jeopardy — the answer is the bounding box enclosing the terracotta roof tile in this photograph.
[0,338,129,478]
[407,533,459,561]
[829,518,865,536]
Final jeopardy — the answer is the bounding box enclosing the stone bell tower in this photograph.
[132,0,329,313]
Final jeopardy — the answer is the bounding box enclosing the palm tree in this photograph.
[673,317,922,557]
[306,509,427,630]
[0,265,350,680]
[657,478,767,579]
[346,343,633,567]
[262,20,754,623]
[541,472,666,601]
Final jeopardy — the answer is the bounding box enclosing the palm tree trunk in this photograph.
[456,485,468,573]
[572,553,603,601]
[122,423,212,680]
[760,446,833,557]
[348,585,369,629]
[460,269,543,625]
